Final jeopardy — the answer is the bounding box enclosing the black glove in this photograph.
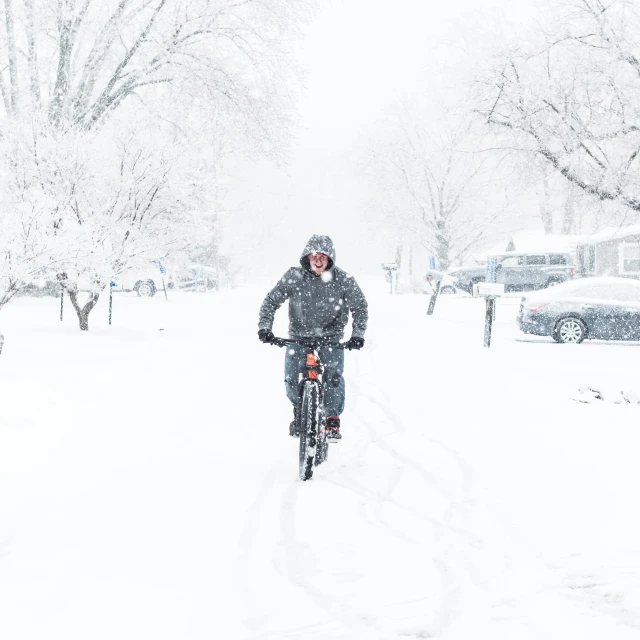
[345,336,365,350]
[258,328,275,344]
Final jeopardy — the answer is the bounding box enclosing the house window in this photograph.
[620,243,640,274]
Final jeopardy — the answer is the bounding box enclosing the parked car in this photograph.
[495,251,575,291]
[444,266,484,294]
[112,265,169,297]
[429,271,463,294]
[168,265,218,292]
[16,278,59,297]
[112,263,218,297]
[450,252,575,293]
[518,277,640,343]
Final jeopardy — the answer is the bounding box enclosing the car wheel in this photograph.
[440,285,456,294]
[553,317,587,344]
[135,281,156,297]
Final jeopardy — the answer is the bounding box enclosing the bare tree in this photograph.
[511,155,588,234]
[0,0,311,151]
[475,0,640,220]
[362,106,501,271]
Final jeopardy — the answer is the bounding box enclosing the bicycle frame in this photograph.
[271,337,346,479]
[275,338,344,406]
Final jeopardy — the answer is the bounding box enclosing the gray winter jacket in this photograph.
[258,235,368,340]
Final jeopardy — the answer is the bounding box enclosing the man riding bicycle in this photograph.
[258,235,368,442]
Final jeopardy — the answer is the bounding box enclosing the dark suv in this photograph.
[450,252,576,293]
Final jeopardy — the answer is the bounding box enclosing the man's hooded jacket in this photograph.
[258,235,368,340]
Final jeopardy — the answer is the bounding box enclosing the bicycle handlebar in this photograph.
[270,337,348,350]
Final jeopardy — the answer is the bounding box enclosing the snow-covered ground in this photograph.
[1,282,640,639]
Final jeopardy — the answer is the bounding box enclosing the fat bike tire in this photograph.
[299,382,319,481]
[315,433,329,466]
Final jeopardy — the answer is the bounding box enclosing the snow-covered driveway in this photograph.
[1,286,640,639]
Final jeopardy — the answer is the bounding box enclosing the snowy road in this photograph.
[1,285,640,639]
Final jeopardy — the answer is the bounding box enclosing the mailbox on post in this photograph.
[472,282,504,347]
[381,262,399,294]
[472,282,505,298]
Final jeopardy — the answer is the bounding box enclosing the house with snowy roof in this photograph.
[574,224,640,278]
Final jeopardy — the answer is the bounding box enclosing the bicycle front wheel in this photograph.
[299,381,320,481]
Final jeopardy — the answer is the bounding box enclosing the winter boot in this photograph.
[325,416,342,443]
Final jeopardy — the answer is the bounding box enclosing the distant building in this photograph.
[575,224,640,278]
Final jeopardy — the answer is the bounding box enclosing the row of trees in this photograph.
[0,0,312,329]
[361,0,640,272]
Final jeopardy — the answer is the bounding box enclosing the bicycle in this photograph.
[269,337,348,481]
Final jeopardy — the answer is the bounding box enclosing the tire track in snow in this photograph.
[235,440,387,636]
[276,480,392,639]
[348,375,478,541]
[349,362,470,506]
[326,470,441,547]
[347,378,466,636]
[344,354,517,636]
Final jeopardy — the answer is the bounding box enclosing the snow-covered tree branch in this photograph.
[0,0,310,148]
[2,118,209,329]
[475,0,640,218]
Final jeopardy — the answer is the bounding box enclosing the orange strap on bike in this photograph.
[306,353,317,379]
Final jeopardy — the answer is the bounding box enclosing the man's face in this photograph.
[309,252,329,275]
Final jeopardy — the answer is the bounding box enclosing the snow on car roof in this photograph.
[491,250,571,257]
[528,276,640,301]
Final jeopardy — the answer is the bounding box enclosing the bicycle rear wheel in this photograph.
[315,409,329,466]
[315,437,329,466]
[299,381,320,481]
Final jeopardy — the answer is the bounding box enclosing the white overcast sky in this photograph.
[228,0,539,278]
